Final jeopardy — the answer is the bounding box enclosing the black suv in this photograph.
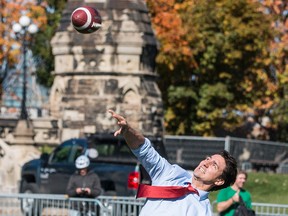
[20,133,167,196]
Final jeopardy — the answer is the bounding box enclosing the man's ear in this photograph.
[215,178,225,186]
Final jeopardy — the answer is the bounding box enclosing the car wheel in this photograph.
[21,182,40,216]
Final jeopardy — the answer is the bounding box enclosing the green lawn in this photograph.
[209,172,288,204]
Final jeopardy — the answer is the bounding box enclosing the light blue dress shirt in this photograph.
[132,138,212,216]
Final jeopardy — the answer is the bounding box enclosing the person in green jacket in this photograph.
[216,170,252,216]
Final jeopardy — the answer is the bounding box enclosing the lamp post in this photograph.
[12,15,38,144]
[12,15,38,120]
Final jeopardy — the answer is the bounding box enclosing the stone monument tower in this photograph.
[50,0,164,140]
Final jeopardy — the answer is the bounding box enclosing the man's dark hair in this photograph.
[210,150,237,191]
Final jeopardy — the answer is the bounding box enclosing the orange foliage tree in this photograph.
[260,0,288,141]
[146,0,194,69]
[0,0,47,97]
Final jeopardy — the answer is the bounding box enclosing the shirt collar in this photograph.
[197,188,209,201]
[185,181,209,201]
[188,175,210,201]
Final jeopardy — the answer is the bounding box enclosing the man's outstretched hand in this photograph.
[108,109,145,149]
[108,110,128,136]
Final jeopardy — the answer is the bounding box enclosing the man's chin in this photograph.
[193,170,200,179]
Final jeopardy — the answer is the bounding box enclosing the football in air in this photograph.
[71,6,102,34]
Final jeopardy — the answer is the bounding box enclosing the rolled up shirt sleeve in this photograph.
[131,138,180,185]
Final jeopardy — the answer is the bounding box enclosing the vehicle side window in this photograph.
[71,146,84,162]
[88,137,137,161]
[115,144,131,157]
[96,143,115,157]
[50,145,72,163]
[96,141,134,159]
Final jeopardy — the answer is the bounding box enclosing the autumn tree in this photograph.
[147,0,277,136]
[260,0,288,141]
[0,0,47,105]
[0,0,67,102]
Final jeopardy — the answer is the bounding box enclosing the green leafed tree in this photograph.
[32,0,67,87]
[148,0,277,136]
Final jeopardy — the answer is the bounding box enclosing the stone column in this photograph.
[12,119,35,145]
[50,0,164,141]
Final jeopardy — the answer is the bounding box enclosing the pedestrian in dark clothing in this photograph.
[66,155,102,198]
[66,155,102,215]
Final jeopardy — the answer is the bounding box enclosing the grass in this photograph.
[209,172,288,204]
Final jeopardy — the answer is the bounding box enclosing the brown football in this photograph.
[71,6,102,34]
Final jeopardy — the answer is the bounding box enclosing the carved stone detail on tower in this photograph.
[50,0,164,141]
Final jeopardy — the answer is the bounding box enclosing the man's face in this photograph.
[193,154,226,184]
[79,168,88,176]
[234,173,247,189]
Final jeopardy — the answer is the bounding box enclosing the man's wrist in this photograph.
[121,125,129,134]
[120,118,129,134]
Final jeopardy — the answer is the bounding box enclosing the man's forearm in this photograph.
[122,124,145,149]
[217,198,235,213]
